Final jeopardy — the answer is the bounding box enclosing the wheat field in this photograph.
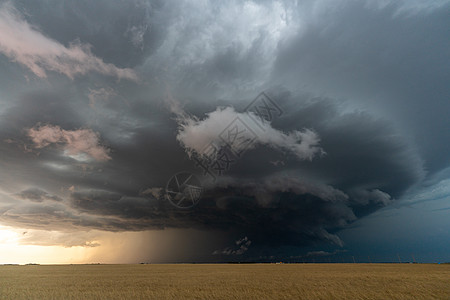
[0,264,448,299]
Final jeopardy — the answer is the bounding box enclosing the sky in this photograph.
[0,0,449,264]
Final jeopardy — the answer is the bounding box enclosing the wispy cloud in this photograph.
[0,2,138,81]
[19,229,101,248]
[213,236,252,255]
[27,124,111,162]
[14,188,62,203]
[306,249,347,257]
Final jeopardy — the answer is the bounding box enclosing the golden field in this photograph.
[0,263,448,299]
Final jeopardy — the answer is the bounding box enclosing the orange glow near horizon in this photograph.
[0,225,95,264]
[0,225,211,264]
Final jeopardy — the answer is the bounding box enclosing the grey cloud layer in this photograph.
[0,91,421,250]
[0,0,448,257]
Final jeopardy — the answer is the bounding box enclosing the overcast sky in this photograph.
[0,0,448,263]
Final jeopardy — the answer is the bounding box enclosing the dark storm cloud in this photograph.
[272,1,450,175]
[0,0,448,255]
[0,89,421,249]
[69,190,162,222]
[269,93,424,198]
[178,95,422,247]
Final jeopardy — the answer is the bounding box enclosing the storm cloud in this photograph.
[0,0,448,261]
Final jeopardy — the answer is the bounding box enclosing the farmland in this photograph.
[0,264,448,299]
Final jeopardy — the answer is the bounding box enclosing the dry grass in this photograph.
[0,264,448,299]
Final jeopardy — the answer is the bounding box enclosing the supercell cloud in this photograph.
[0,0,448,261]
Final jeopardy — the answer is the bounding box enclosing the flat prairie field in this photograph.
[0,264,448,299]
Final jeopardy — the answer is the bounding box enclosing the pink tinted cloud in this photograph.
[0,3,138,81]
[27,124,111,162]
